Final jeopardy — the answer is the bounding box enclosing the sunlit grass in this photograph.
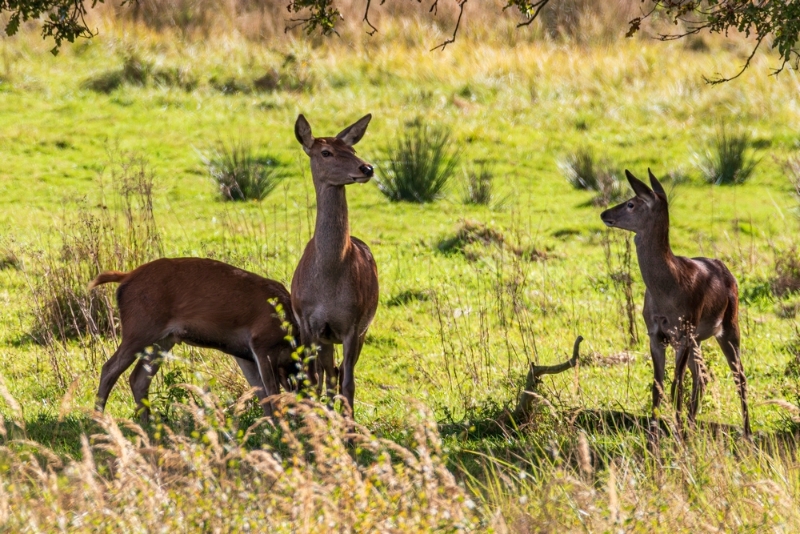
[0,17,799,530]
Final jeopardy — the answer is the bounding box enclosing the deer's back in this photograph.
[116,258,296,347]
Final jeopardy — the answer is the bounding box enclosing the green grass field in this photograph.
[1,17,800,531]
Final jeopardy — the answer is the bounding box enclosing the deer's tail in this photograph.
[87,271,129,291]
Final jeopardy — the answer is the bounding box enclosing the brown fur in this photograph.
[291,114,379,415]
[89,257,300,422]
[601,169,751,439]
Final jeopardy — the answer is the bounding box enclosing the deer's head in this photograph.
[600,169,668,234]
[295,114,374,187]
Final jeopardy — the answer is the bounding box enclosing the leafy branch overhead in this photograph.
[3,0,799,81]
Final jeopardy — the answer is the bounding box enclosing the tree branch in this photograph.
[363,0,379,36]
[430,0,467,51]
[704,33,765,85]
[514,0,551,28]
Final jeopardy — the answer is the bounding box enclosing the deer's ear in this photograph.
[336,114,372,146]
[295,114,315,151]
[648,168,667,202]
[625,169,655,204]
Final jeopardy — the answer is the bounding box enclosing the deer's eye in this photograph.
[321,150,333,157]
[627,202,634,209]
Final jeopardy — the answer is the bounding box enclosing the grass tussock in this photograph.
[771,248,800,298]
[559,147,624,207]
[387,289,431,307]
[437,220,547,262]
[82,51,198,93]
[461,162,498,206]
[201,140,285,201]
[780,154,800,217]
[376,121,460,203]
[698,125,760,185]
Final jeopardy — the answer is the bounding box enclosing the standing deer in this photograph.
[291,113,379,416]
[88,257,301,422]
[600,169,751,439]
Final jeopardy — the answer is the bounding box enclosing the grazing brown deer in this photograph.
[88,257,300,422]
[600,169,751,439]
[291,113,379,416]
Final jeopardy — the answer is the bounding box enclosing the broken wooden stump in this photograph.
[504,335,583,426]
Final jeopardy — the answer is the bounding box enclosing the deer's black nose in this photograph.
[359,164,374,177]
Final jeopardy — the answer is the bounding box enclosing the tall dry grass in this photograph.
[88,0,646,47]
[0,382,798,531]
[0,389,481,532]
[23,154,162,385]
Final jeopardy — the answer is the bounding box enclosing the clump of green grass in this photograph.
[461,162,497,206]
[0,250,20,270]
[436,220,546,262]
[780,155,800,218]
[387,289,431,307]
[201,141,284,201]
[772,248,800,298]
[697,125,759,185]
[82,51,198,93]
[558,146,624,206]
[438,220,509,260]
[375,121,460,203]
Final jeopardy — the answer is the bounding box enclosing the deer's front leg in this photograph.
[687,342,707,429]
[671,338,693,433]
[340,332,365,417]
[648,331,667,439]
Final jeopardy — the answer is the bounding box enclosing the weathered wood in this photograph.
[510,335,583,423]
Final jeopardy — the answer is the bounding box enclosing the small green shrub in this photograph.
[376,121,460,203]
[202,141,284,201]
[780,155,800,217]
[698,125,759,185]
[387,289,431,307]
[461,162,496,206]
[559,146,624,206]
[772,248,800,298]
[83,52,198,93]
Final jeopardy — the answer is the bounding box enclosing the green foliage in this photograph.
[631,0,800,82]
[201,141,285,202]
[82,52,198,93]
[559,146,624,206]
[698,126,759,185]
[375,121,460,203]
[461,162,496,206]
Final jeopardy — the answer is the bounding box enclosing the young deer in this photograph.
[292,113,379,416]
[601,169,751,439]
[89,257,300,422]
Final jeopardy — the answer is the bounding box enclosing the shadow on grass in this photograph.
[439,406,800,479]
[11,412,98,457]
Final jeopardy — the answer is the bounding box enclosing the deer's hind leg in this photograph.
[716,322,751,438]
[97,334,153,413]
[128,338,175,424]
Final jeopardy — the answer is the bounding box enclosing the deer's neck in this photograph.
[634,218,678,293]
[313,183,351,268]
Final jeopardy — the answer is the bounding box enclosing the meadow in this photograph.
[1,2,800,530]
